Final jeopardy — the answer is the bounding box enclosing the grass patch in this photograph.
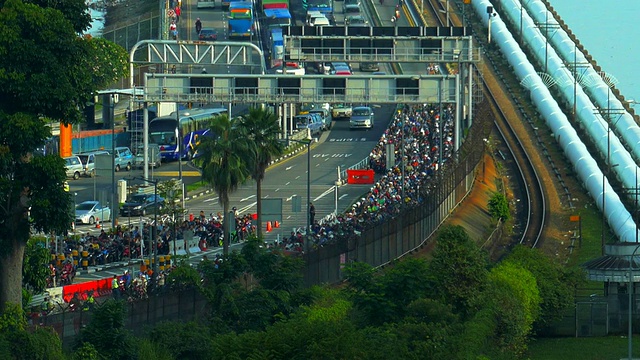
[186,181,209,194]
[528,335,640,360]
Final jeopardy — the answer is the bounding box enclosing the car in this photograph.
[276,62,306,75]
[346,15,368,26]
[64,155,84,180]
[75,201,111,225]
[331,62,352,75]
[309,108,332,130]
[308,15,330,26]
[113,146,133,172]
[77,150,109,177]
[295,114,323,136]
[350,106,375,129]
[359,62,380,72]
[331,103,352,119]
[120,194,165,217]
[199,28,218,41]
[133,144,162,169]
[344,0,360,13]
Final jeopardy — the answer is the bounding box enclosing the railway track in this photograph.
[413,0,547,247]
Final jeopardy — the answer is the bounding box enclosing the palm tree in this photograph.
[239,107,285,239]
[194,114,253,255]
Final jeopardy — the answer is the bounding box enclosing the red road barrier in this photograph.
[346,169,375,184]
[63,277,116,302]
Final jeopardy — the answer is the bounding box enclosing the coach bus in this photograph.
[149,108,228,161]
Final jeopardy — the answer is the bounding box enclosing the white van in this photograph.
[306,11,323,25]
[309,15,330,27]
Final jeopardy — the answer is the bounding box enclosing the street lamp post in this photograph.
[630,244,640,360]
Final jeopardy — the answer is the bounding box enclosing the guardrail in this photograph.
[338,157,371,184]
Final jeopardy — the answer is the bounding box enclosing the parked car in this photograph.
[276,62,306,75]
[346,15,368,26]
[350,106,375,129]
[77,150,109,177]
[344,0,360,13]
[75,201,111,225]
[295,114,323,136]
[133,144,162,169]
[331,103,353,119]
[199,28,218,41]
[64,155,84,180]
[308,15,330,26]
[359,62,380,72]
[113,147,133,172]
[331,62,353,75]
[120,194,165,217]
[309,108,332,130]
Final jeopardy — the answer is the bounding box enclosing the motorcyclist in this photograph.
[195,18,202,35]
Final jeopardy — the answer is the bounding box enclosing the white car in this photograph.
[75,201,111,225]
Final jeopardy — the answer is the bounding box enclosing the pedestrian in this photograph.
[175,6,181,21]
[309,203,316,224]
[170,65,176,74]
[195,18,202,35]
[111,275,120,299]
[170,21,178,40]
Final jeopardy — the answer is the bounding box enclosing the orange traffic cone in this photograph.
[274,221,280,228]
[95,217,101,229]
[266,221,272,232]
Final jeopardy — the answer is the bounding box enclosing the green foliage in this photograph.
[149,321,212,360]
[0,327,65,360]
[488,192,510,221]
[72,342,100,360]
[0,302,26,332]
[483,261,541,357]
[505,245,585,333]
[22,237,50,293]
[300,288,352,323]
[157,179,185,225]
[194,114,253,254]
[137,339,174,360]
[75,300,136,360]
[165,262,201,291]
[0,0,127,309]
[428,225,489,318]
[457,308,498,360]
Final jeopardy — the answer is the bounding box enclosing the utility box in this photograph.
[117,179,127,204]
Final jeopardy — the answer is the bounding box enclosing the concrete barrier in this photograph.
[187,236,201,254]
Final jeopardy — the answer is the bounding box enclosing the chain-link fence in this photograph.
[102,13,161,52]
[28,287,207,349]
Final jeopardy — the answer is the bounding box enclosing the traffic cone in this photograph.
[274,221,280,228]
[266,221,272,232]
[95,217,101,229]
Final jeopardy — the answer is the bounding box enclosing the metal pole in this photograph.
[439,80,443,169]
[177,103,182,182]
[306,141,311,253]
[603,120,609,256]
[401,113,405,202]
[111,95,117,229]
[143,103,149,180]
[630,245,640,360]
[153,180,158,274]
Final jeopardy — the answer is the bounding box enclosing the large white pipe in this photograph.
[471,0,640,242]
[523,0,640,162]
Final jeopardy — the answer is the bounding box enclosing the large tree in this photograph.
[194,114,253,255]
[0,0,128,309]
[238,107,284,238]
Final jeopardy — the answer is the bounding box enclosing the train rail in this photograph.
[416,0,547,247]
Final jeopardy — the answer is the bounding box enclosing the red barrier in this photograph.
[62,277,117,302]
[346,169,375,184]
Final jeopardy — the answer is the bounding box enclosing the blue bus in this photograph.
[270,28,284,68]
[306,0,333,17]
[264,8,292,28]
[149,108,228,161]
[229,1,254,39]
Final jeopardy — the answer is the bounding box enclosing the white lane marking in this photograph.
[240,195,256,202]
[339,194,349,200]
[314,186,336,202]
[286,165,295,170]
[238,202,256,214]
